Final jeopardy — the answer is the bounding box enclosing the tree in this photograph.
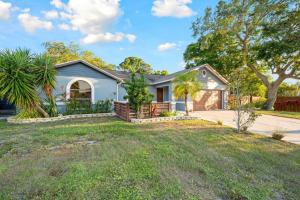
[185,0,300,110]
[153,70,169,76]
[278,82,300,97]
[231,68,260,133]
[43,42,114,70]
[33,54,57,116]
[123,73,154,118]
[237,68,266,102]
[119,57,153,74]
[173,71,202,116]
[0,49,57,117]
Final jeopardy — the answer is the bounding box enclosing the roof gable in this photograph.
[55,60,123,82]
[55,60,228,85]
[151,64,229,85]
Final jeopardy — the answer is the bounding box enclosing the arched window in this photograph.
[69,80,92,103]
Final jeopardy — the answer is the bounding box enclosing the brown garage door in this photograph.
[193,90,222,111]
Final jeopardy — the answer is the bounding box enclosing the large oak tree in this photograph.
[185,0,300,110]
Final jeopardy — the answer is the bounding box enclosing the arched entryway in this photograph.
[67,79,94,103]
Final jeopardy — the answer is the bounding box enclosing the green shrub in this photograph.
[43,96,58,117]
[15,109,43,119]
[253,97,267,109]
[65,100,93,115]
[159,111,176,117]
[94,99,113,113]
[217,120,223,125]
[272,131,285,140]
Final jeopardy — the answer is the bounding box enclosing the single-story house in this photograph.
[52,60,229,112]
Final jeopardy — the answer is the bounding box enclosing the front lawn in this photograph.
[256,110,300,120]
[0,117,299,200]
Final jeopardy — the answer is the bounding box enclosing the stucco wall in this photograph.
[197,68,227,90]
[54,63,118,104]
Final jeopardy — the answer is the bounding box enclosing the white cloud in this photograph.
[158,42,177,51]
[58,23,71,30]
[0,1,12,20]
[47,0,135,44]
[82,32,136,44]
[152,0,195,18]
[21,8,30,13]
[43,10,59,19]
[126,34,136,43]
[59,11,72,19]
[66,0,121,35]
[18,13,53,33]
[50,0,65,9]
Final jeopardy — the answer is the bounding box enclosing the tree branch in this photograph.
[248,64,270,86]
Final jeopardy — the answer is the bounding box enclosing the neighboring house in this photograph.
[51,60,229,112]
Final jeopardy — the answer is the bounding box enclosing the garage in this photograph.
[193,90,222,111]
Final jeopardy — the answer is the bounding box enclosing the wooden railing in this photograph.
[274,96,300,112]
[114,101,171,121]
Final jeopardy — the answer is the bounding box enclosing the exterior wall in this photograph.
[117,84,127,101]
[161,68,228,111]
[152,82,172,102]
[49,63,228,113]
[53,63,119,112]
[197,68,227,90]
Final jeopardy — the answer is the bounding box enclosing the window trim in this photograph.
[66,78,95,104]
[202,70,207,77]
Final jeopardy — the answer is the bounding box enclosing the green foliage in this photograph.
[15,109,43,119]
[159,111,176,117]
[216,120,223,125]
[119,57,153,74]
[0,49,39,109]
[0,48,56,117]
[43,42,114,69]
[153,70,169,76]
[94,99,113,113]
[173,71,202,115]
[185,0,300,110]
[44,96,58,117]
[65,100,93,115]
[123,73,153,118]
[65,99,113,115]
[0,118,299,199]
[253,97,267,109]
[272,131,285,140]
[278,83,300,97]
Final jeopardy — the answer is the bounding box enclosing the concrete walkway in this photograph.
[191,110,300,145]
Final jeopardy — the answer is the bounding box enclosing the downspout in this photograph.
[116,82,122,101]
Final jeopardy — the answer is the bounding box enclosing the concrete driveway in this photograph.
[191,110,300,145]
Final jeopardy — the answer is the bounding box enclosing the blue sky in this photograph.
[0,0,219,73]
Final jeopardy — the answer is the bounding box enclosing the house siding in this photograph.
[53,63,119,112]
[47,62,228,114]
[170,68,228,111]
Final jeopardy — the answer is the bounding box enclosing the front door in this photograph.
[157,88,164,102]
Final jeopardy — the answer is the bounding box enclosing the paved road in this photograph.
[191,110,300,145]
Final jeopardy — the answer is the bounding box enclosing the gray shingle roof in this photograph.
[55,60,228,85]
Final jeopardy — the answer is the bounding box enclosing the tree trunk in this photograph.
[250,95,253,104]
[263,86,279,110]
[185,94,189,116]
[36,104,49,118]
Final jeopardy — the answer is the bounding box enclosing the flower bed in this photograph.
[130,116,202,124]
[7,113,116,124]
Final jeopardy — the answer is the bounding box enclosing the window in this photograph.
[70,80,92,103]
[202,70,207,77]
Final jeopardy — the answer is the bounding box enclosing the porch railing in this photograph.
[114,101,171,121]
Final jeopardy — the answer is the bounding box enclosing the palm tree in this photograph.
[0,48,56,118]
[173,70,202,116]
[33,54,57,116]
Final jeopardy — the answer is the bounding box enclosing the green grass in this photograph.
[0,117,299,200]
[256,110,300,120]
